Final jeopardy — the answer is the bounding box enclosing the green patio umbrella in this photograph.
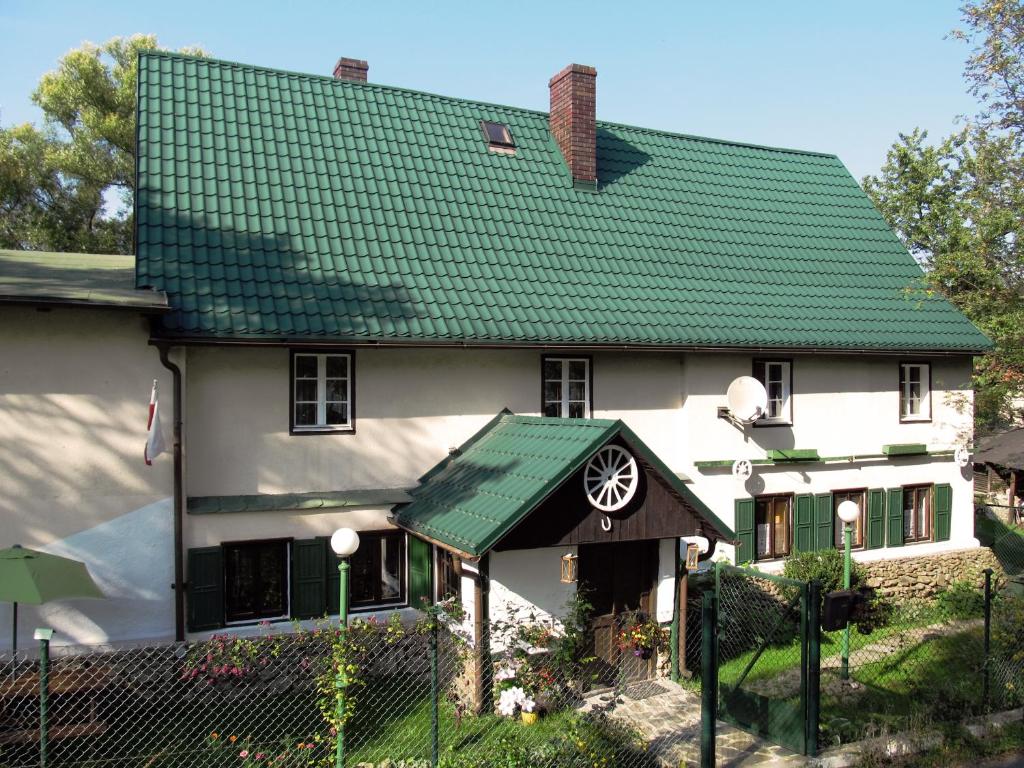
[0,545,105,661]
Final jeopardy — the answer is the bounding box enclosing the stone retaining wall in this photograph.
[862,547,1004,600]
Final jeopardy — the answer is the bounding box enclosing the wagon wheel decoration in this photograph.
[584,445,639,512]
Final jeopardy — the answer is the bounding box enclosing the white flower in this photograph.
[497,686,527,717]
[494,666,516,682]
[521,697,536,713]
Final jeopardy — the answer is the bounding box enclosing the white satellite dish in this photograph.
[726,377,768,423]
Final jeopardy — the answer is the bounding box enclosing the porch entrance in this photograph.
[578,539,659,688]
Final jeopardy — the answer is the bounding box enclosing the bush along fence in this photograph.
[692,550,1024,754]
[0,598,704,768]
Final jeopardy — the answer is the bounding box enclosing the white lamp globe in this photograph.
[330,528,360,557]
[837,500,860,526]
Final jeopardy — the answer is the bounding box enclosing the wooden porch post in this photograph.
[471,554,492,715]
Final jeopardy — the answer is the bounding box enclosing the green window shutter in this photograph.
[794,494,814,553]
[886,488,905,547]
[326,547,341,615]
[734,499,755,564]
[934,484,952,542]
[291,538,327,620]
[408,536,432,610]
[187,546,224,632]
[814,493,834,551]
[866,489,885,549]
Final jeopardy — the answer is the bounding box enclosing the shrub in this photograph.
[782,548,864,593]
[935,580,986,620]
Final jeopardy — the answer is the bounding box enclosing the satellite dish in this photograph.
[955,445,971,468]
[726,377,768,423]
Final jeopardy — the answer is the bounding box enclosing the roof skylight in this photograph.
[481,120,515,152]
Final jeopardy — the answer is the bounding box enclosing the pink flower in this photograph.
[254,753,265,760]
[239,749,250,758]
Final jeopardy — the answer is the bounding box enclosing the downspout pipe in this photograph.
[156,343,185,642]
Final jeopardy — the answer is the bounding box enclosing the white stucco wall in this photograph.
[679,354,976,564]
[488,548,578,632]
[0,306,175,648]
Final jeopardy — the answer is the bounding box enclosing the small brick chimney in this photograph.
[333,57,368,82]
[549,64,597,187]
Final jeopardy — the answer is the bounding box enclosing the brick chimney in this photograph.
[333,57,368,82]
[549,64,597,187]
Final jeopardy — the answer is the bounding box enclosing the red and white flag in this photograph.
[145,380,166,465]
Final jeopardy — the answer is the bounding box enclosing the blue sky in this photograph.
[0,0,977,181]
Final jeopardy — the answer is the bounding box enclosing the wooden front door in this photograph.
[578,540,658,688]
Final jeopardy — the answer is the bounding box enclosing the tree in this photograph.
[955,0,1024,136]
[0,35,204,253]
[864,0,1024,431]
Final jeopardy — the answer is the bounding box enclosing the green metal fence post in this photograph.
[700,590,718,768]
[336,558,350,768]
[806,581,821,756]
[430,615,439,767]
[983,568,993,709]
[36,628,53,768]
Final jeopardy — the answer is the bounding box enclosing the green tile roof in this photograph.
[393,411,732,558]
[0,250,168,311]
[136,52,990,352]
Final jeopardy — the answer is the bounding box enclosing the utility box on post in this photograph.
[821,590,857,631]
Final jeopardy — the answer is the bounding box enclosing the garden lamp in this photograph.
[837,500,860,681]
[330,528,359,768]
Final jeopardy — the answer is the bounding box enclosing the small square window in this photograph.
[542,356,591,418]
[291,351,355,433]
[481,120,515,150]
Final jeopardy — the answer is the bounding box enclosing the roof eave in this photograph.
[147,332,990,357]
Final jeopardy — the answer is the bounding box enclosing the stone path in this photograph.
[580,679,809,767]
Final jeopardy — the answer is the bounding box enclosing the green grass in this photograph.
[347,682,580,764]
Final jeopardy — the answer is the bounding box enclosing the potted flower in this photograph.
[494,665,539,724]
[616,613,668,660]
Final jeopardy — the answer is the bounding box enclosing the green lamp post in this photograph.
[836,499,860,680]
[330,528,360,768]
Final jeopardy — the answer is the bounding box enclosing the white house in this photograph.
[0,52,988,674]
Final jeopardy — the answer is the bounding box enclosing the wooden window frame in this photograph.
[903,485,934,544]
[290,349,356,435]
[347,530,407,611]
[541,355,593,419]
[434,546,462,603]
[752,358,793,426]
[754,494,793,561]
[833,488,867,550]
[898,361,931,423]
[222,538,291,624]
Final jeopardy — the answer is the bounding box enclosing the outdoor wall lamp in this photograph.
[560,552,578,584]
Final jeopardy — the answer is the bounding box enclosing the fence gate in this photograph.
[714,564,819,756]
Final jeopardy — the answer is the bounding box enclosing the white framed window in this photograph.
[542,357,591,418]
[291,351,354,432]
[899,362,930,422]
[754,359,792,424]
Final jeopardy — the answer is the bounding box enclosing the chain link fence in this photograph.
[0,612,707,768]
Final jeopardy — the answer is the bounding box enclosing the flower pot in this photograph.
[520,711,539,725]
